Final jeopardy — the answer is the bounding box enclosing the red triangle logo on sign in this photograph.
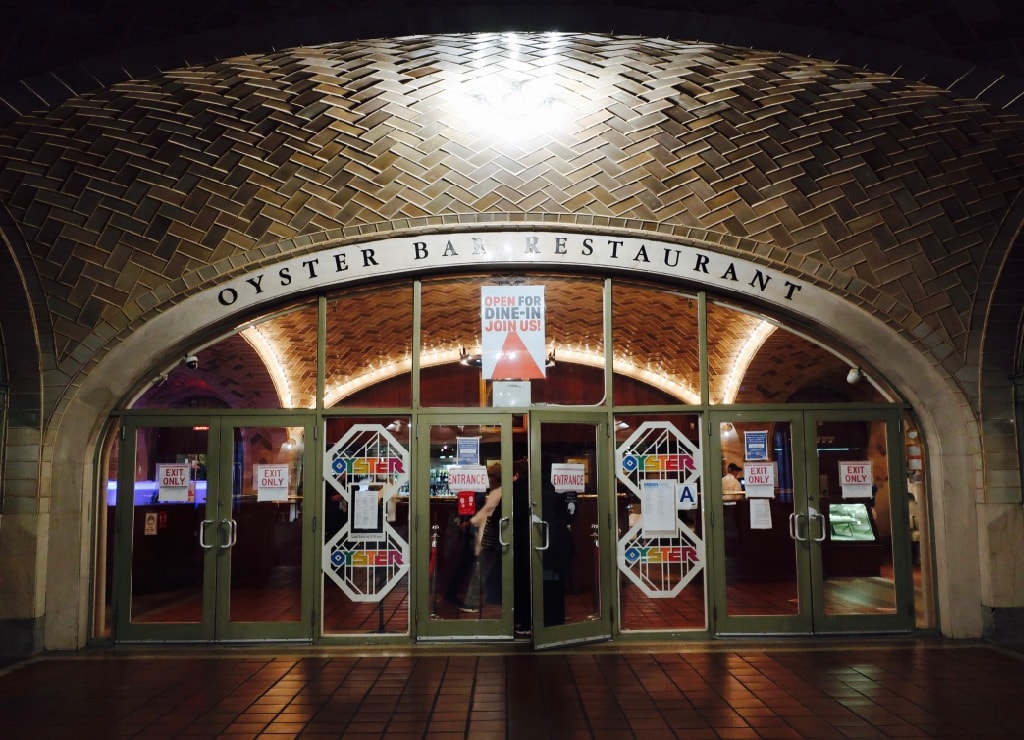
[491,331,545,379]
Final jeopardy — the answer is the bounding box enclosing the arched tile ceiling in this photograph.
[1,34,1022,406]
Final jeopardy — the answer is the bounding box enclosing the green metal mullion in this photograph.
[698,291,709,408]
[412,280,422,411]
[604,278,613,409]
[317,295,326,411]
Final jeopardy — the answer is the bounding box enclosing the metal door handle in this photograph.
[808,507,827,542]
[498,516,510,547]
[532,513,549,551]
[220,519,237,549]
[199,519,214,549]
[790,512,808,541]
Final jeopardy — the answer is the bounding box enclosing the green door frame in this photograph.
[114,413,316,642]
[806,407,915,634]
[414,412,517,640]
[530,409,614,650]
[708,407,914,635]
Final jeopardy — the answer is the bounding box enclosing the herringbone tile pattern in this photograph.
[1,34,1021,399]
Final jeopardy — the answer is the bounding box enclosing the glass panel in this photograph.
[615,413,706,632]
[420,275,605,407]
[538,422,601,628]
[721,420,799,616]
[326,284,413,407]
[817,419,897,616]
[129,425,209,624]
[228,425,305,623]
[322,416,410,635]
[132,303,319,410]
[612,284,700,405]
[428,422,509,621]
[706,300,894,405]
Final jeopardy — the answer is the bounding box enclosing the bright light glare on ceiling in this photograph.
[450,76,570,141]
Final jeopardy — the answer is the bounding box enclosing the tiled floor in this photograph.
[1,640,1022,738]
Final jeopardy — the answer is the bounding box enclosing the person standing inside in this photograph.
[722,463,744,499]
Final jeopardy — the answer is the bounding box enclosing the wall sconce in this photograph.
[459,347,482,367]
[846,367,864,385]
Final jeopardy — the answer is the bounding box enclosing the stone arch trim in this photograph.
[44,226,984,645]
[40,216,953,431]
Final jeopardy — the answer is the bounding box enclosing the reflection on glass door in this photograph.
[717,415,805,631]
[812,412,912,631]
[115,418,311,641]
[711,410,913,635]
[122,423,210,631]
[416,414,523,639]
[531,413,612,649]
[222,423,307,635]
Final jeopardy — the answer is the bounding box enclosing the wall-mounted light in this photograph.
[459,347,483,367]
[846,367,864,385]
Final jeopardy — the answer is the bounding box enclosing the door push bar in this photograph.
[532,513,549,551]
[788,508,827,542]
[199,519,215,549]
[220,518,238,549]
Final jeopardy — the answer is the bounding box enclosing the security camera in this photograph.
[184,355,199,370]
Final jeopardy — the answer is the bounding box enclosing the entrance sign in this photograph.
[616,421,704,598]
[447,465,489,492]
[157,462,192,503]
[551,463,585,492]
[255,463,289,502]
[481,285,546,379]
[323,425,410,602]
[840,461,873,498]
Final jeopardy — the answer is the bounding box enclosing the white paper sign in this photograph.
[447,465,489,492]
[744,462,776,498]
[157,463,191,503]
[749,498,773,529]
[840,461,873,499]
[354,488,380,530]
[641,479,677,535]
[255,463,289,502]
[551,463,586,492]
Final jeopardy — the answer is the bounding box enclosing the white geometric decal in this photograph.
[615,421,705,598]
[322,424,409,602]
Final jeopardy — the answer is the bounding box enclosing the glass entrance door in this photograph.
[114,416,313,641]
[530,411,613,649]
[710,409,913,634]
[417,414,524,639]
[415,411,613,647]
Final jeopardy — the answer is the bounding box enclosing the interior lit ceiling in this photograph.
[137,277,883,408]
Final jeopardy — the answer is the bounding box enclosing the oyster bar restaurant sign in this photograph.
[210,232,806,314]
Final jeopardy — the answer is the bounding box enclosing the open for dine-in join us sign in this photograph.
[481,285,546,380]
